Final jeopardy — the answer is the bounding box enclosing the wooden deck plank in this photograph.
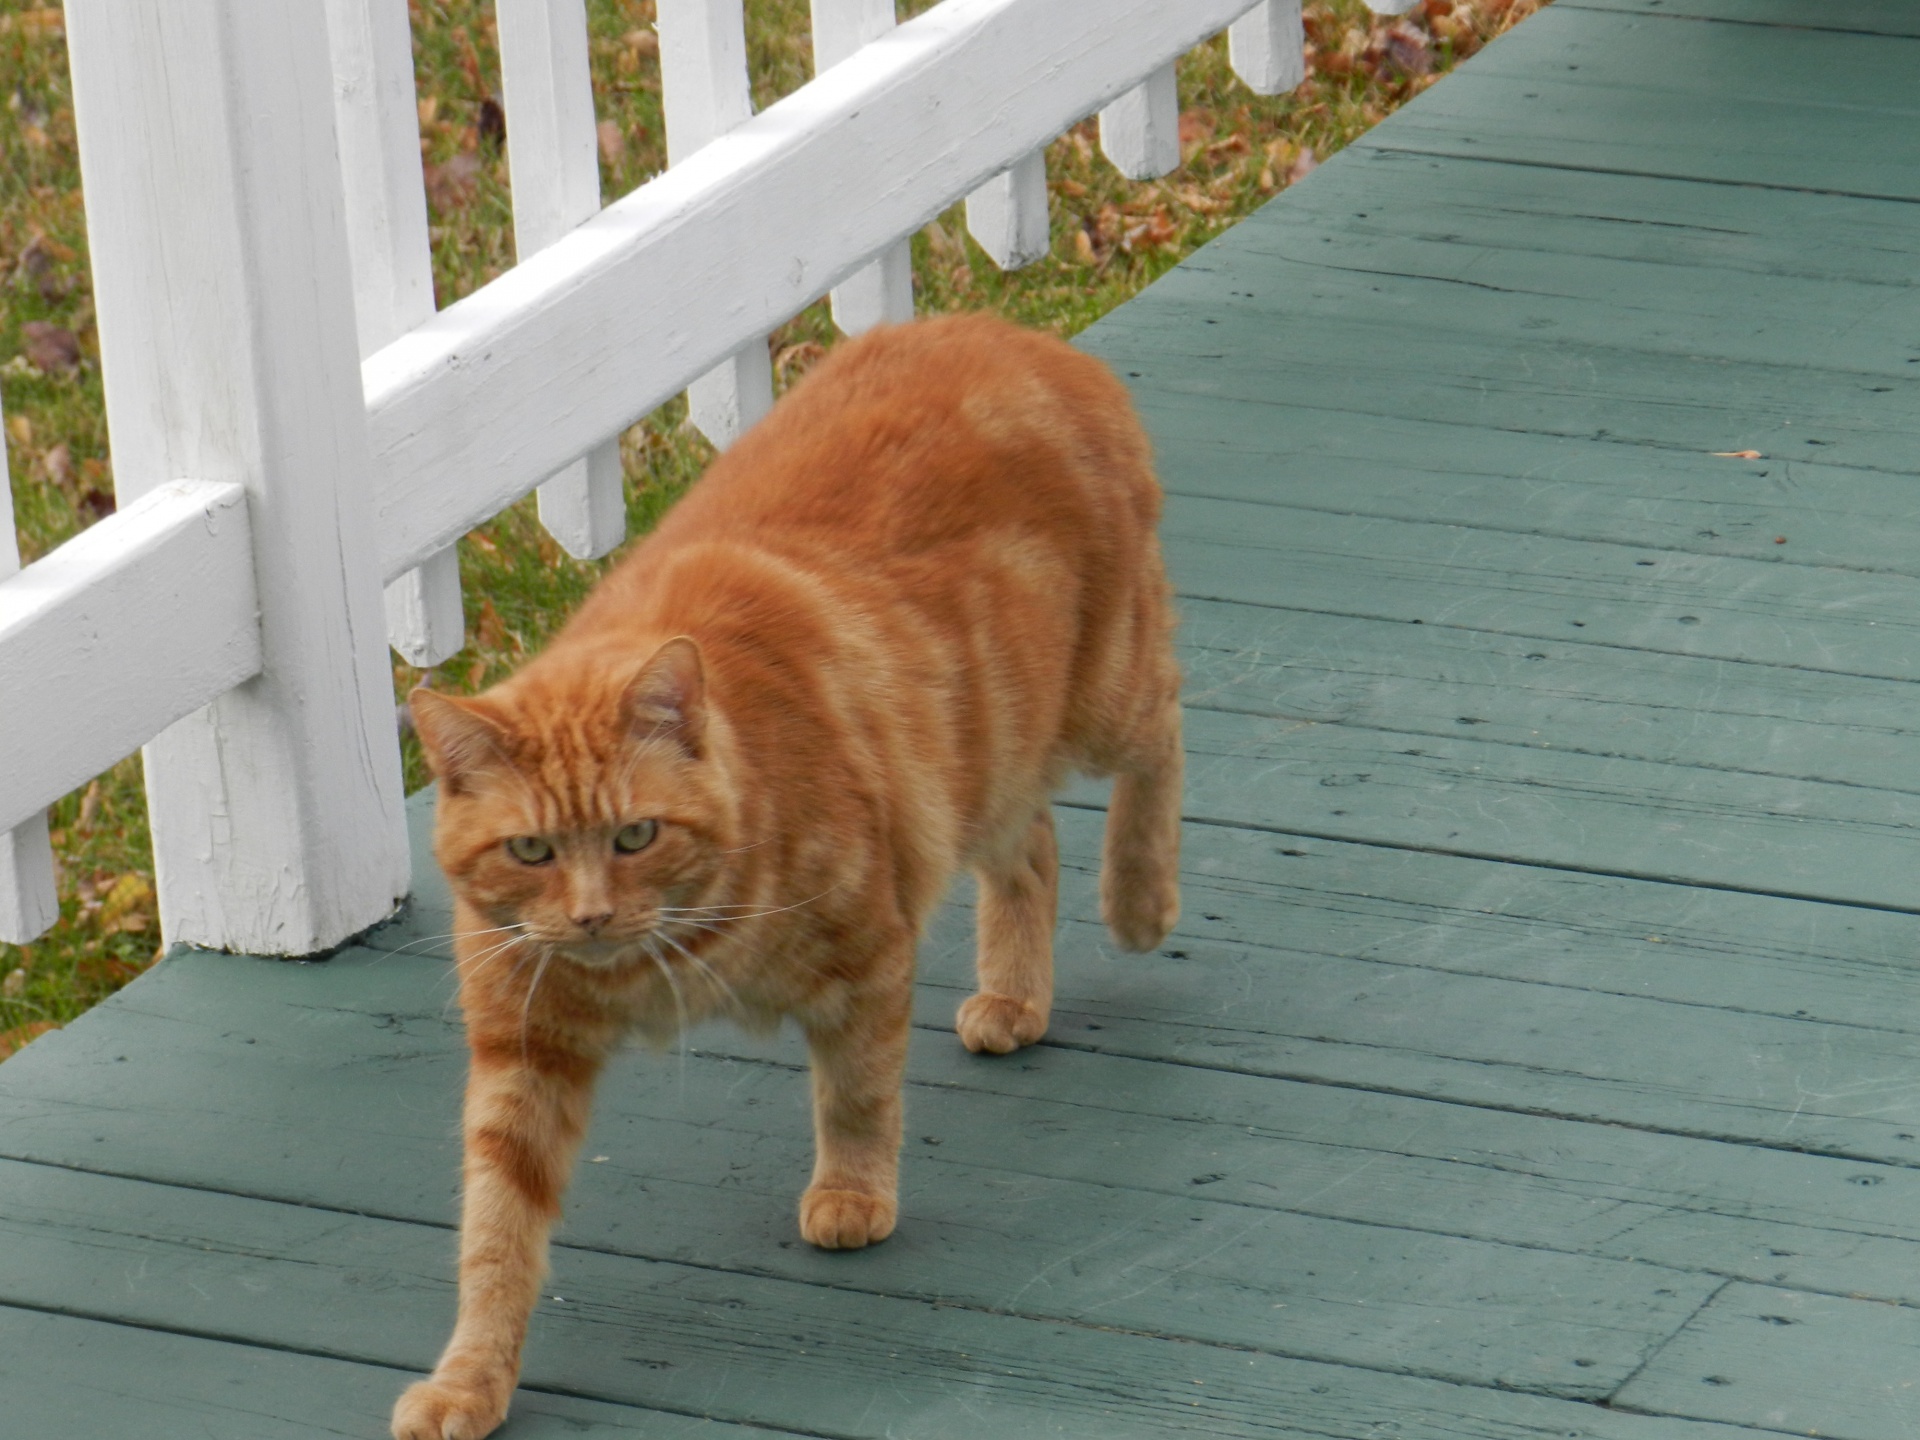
[1154,496,1920,687]
[14,939,1920,1314]
[1143,398,1920,579]
[11,808,1920,1352]
[21,810,1920,1181]
[1360,5,1920,200]
[1570,0,1920,41]
[0,1155,1719,1402]
[0,1305,810,1440]
[1178,600,1920,797]
[1612,1282,1920,1440]
[17,913,1920,1308]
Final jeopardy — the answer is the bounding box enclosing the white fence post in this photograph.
[498,0,627,558]
[966,149,1050,271]
[812,0,915,332]
[65,0,410,956]
[1229,0,1305,96]
[326,0,466,668]
[657,0,775,449]
[0,396,58,945]
[1100,63,1180,180]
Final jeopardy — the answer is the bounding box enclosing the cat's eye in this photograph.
[506,835,554,865]
[613,820,658,854]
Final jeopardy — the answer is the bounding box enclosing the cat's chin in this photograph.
[549,938,653,971]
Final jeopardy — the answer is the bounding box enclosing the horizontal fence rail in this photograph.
[0,482,259,831]
[4,0,1313,952]
[363,0,1260,581]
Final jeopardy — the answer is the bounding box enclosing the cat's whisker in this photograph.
[375,923,528,961]
[658,888,838,923]
[517,949,555,1069]
[457,931,533,981]
[656,927,742,1013]
[641,935,693,1094]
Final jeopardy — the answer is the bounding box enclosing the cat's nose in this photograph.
[572,910,614,935]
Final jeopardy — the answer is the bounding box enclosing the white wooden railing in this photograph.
[0,0,1402,957]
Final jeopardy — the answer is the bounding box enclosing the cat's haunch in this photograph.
[393,313,1182,1440]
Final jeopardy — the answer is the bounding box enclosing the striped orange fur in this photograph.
[392,314,1182,1440]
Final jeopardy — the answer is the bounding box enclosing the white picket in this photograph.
[1099,62,1179,180]
[966,150,1050,271]
[0,817,56,949]
[65,0,409,956]
[499,0,628,558]
[363,0,1255,581]
[326,0,467,668]
[1229,0,1305,96]
[0,394,57,944]
[813,0,915,332]
[659,0,775,449]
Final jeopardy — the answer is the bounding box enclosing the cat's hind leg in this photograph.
[956,805,1057,1054]
[1100,690,1183,953]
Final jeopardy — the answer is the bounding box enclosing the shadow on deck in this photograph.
[9,1,1920,1434]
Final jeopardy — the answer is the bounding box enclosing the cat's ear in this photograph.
[624,636,706,758]
[409,688,513,793]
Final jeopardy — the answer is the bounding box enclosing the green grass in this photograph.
[0,0,1549,1055]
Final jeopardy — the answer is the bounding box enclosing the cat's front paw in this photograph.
[956,991,1048,1054]
[799,1185,896,1249]
[391,1375,510,1440]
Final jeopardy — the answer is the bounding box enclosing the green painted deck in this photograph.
[11,1,1920,1433]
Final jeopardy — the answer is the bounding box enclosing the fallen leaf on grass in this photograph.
[774,341,827,387]
[424,152,482,212]
[1177,108,1215,150]
[474,597,508,652]
[1383,23,1434,76]
[15,233,75,300]
[76,484,115,521]
[97,873,154,933]
[597,119,626,167]
[21,321,80,374]
[1711,449,1763,459]
[40,441,72,495]
[478,95,507,153]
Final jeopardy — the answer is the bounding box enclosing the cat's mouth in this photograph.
[545,935,652,969]
[548,921,708,971]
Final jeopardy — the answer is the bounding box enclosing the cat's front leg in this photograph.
[392,1035,602,1440]
[798,956,913,1249]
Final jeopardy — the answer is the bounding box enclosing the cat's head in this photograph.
[410,636,736,968]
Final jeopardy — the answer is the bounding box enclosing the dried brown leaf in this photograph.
[597,118,626,167]
[20,320,79,374]
[424,152,482,212]
[477,94,507,152]
[1177,108,1214,151]
[1383,23,1434,76]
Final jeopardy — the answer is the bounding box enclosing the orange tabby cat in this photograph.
[393,313,1182,1440]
